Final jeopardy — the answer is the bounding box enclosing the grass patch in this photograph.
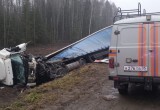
[6,66,86,110]
[50,75,81,90]
[24,91,42,103]
[5,102,25,110]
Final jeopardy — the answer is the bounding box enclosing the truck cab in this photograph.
[109,4,160,94]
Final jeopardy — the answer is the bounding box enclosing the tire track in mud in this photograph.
[53,64,160,110]
[2,64,160,110]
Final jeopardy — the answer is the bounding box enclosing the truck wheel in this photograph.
[118,85,128,95]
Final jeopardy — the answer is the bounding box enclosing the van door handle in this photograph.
[132,59,138,63]
[149,49,153,52]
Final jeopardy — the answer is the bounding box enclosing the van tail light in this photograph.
[113,76,119,80]
[109,58,114,68]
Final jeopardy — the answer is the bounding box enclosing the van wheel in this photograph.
[152,85,159,92]
[118,84,128,95]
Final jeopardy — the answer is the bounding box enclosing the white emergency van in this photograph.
[109,3,160,94]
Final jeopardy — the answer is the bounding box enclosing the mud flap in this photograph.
[114,81,119,88]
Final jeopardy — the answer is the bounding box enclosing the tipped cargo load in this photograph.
[0,25,112,86]
[35,26,112,84]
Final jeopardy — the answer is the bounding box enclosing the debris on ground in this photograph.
[102,95,118,101]
[0,87,4,90]
[94,58,109,64]
[0,26,111,87]
[1,63,160,110]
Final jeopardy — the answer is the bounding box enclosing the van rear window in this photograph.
[120,27,146,45]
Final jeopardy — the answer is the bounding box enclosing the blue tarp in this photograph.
[49,26,112,61]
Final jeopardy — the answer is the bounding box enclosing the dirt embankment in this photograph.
[1,63,160,110]
[1,63,108,110]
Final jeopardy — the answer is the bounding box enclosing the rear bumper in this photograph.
[109,76,160,84]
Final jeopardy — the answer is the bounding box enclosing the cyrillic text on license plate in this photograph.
[124,66,147,72]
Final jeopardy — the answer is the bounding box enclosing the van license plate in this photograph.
[124,66,147,72]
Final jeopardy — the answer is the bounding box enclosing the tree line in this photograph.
[0,0,117,48]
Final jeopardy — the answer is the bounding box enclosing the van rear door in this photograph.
[149,23,160,77]
[116,23,149,76]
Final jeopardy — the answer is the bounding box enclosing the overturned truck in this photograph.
[0,26,112,86]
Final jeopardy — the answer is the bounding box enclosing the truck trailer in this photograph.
[0,26,112,86]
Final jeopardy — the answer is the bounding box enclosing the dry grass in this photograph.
[4,64,92,110]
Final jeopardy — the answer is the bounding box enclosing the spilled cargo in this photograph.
[0,26,112,86]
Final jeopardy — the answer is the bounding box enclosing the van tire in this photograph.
[118,84,128,95]
[152,85,159,92]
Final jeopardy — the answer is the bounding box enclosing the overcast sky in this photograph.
[109,0,159,13]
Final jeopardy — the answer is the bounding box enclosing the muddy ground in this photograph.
[1,46,160,110]
[40,64,160,110]
[1,63,160,110]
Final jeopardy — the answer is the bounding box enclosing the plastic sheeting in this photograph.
[49,26,112,61]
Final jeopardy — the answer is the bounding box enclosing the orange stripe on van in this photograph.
[150,24,154,76]
[155,23,159,76]
[109,49,117,57]
[110,50,117,53]
[138,24,147,76]
[143,24,147,76]
[109,54,116,57]
[150,23,159,77]
[138,24,142,76]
